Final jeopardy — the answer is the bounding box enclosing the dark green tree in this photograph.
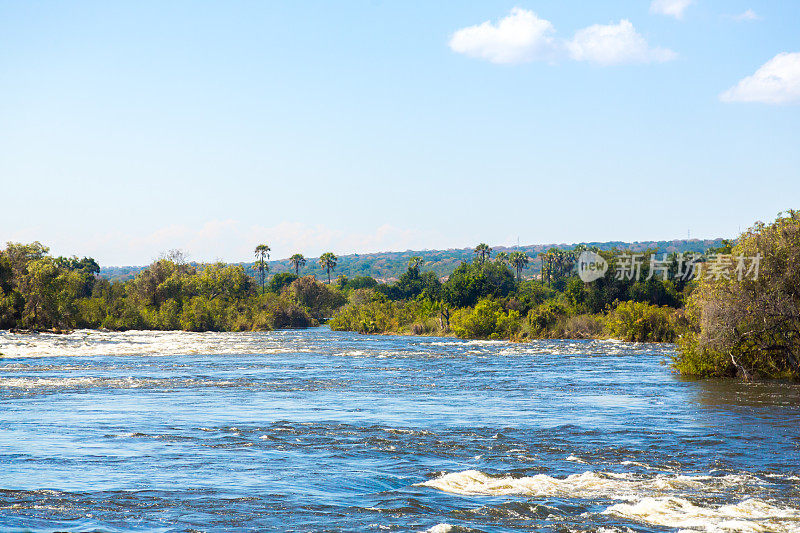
[289,253,306,275]
[509,251,530,282]
[318,252,337,284]
[474,243,492,264]
[408,256,423,270]
[254,244,270,294]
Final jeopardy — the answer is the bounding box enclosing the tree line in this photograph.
[0,244,344,333]
[329,242,685,341]
[2,212,797,380]
[329,213,800,381]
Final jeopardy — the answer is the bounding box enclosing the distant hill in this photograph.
[99,239,726,282]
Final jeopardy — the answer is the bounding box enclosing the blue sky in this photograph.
[1,1,798,265]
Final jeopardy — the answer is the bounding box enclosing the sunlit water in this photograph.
[0,328,798,532]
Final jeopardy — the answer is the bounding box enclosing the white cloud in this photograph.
[727,9,761,22]
[650,0,693,20]
[567,20,677,65]
[450,11,674,67]
[720,52,800,104]
[448,7,557,64]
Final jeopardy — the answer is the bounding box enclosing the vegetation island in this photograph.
[1,211,798,381]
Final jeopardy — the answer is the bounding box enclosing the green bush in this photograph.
[606,300,677,342]
[563,314,606,339]
[286,276,346,321]
[329,290,445,335]
[673,331,735,377]
[525,301,570,338]
[675,212,800,380]
[329,298,398,334]
[451,298,521,339]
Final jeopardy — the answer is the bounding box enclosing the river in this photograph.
[0,327,798,532]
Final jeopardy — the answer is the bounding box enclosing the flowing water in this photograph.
[0,327,798,532]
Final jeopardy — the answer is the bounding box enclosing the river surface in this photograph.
[0,327,798,532]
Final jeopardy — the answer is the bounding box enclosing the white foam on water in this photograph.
[0,376,236,390]
[334,350,370,357]
[605,497,800,533]
[420,470,799,532]
[0,329,308,359]
[567,455,589,464]
[418,469,732,500]
[620,460,652,469]
[422,524,454,533]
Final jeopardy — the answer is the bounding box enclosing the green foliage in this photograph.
[525,301,570,337]
[377,266,442,301]
[329,289,443,335]
[336,275,379,291]
[442,261,515,308]
[268,272,298,293]
[9,230,768,367]
[289,253,306,275]
[573,250,684,314]
[329,292,398,334]
[451,298,521,340]
[674,329,734,378]
[101,239,730,283]
[318,252,338,284]
[286,275,346,321]
[473,243,492,264]
[506,280,556,315]
[675,211,800,380]
[606,301,677,342]
[0,243,322,333]
[508,251,530,281]
[538,248,576,289]
[254,244,270,294]
[327,244,686,344]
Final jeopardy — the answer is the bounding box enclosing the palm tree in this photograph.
[538,251,551,286]
[254,244,270,294]
[509,251,530,282]
[318,252,337,284]
[495,251,509,265]
[289,253,306,275]
[474,243,492,264]
[408,256,423,270]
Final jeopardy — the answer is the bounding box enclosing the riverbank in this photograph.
[329,298,682,343]
[4,211,798,380]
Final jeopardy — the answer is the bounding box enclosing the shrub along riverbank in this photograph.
[329,245,688,344]
[0,245,343,332]
[673,211,800,380]
[2,211,798,380]
[329,268,685,342]
[329,291,681,343]
[1,241,685,343]
[331,212,799,380]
